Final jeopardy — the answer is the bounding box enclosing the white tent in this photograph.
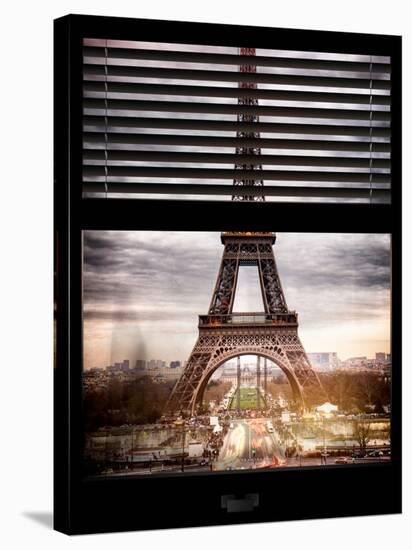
[316,402,338,415]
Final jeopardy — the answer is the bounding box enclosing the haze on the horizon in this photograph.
[83,232,391,370]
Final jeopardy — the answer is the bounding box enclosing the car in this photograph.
[367,450,384,457]
[335,457,349,464]
[352,451,366,458]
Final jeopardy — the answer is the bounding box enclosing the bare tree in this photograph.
[354,419,371,453]
[332,371,354,411]
[357,372,378,410]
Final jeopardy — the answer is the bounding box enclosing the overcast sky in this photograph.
[83,231,390,369]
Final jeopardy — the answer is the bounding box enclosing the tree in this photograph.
[83,375,175,429]
[354,419,371,453]
[356,372,379,411]
[203,380,231,407]
[373,397,385,414]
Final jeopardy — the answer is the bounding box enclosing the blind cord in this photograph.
[369,55,373,204]
[104,40,108,199]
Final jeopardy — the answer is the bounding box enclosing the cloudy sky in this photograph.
[82,231,391,370]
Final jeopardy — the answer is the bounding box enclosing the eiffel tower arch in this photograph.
[168,232,327,415]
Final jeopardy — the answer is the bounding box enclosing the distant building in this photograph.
[107,359,130,373]
[307,352,339,371]
[375,352,386,363]
[153,366,183,381]
[147,359,158,370]
[170,361,181,369]
[135,359,146,370]
[223,364,237,375]
[341,356,371,370]
[89,367,102,373]
[106,365,117,374]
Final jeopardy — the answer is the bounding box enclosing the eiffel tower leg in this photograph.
[237,356,241,412]
[264,358,268,410]
[208,254,239,315]
[166,337,213,415]
[278,333,328,408]
[256,356,261,410]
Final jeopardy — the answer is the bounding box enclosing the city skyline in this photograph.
[89,351,391,372]
[83,231,391,370]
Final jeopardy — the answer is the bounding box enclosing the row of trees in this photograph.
[84,377,234,430]
[83,376,174,431]
[266,377,293,402]
[203,380,232,408]
[83,369,390,431]
[265,370,390,413]
[318,371,390,413]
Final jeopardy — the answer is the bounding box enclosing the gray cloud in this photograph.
[276,233,390,290]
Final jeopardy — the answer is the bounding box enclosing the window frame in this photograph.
[54,14,402,535]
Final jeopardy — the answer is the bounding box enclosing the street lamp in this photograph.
[316,402,338,465]
[131,427,135,470]
[296,418,302,467]
[181,423,187,472]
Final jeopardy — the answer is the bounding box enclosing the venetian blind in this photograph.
[82,39,391,203]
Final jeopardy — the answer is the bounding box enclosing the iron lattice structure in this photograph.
[232,47,264,201]
[167,50,326,415]
[168,233,327,415]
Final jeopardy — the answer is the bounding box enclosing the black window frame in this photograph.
[54,14,402,535]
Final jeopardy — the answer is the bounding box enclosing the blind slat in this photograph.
[83,45,391,74]
[83,150,391,169]
[83,181,390,200]
[83,166,390,184]
[84,64,391,88]
[83,132,391,151]
[83,81,391,106]
[84,82,390,120]
[84,98,390,119]
[82,117,390,137]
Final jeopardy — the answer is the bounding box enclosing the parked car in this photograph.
[335,457,349,464]
[352,451,366,458]
[367,450,384,457]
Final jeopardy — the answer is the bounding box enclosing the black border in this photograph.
[54,14,402,535]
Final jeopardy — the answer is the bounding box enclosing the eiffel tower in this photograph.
[167,49,326,414]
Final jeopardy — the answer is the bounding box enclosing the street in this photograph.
[215,418,285,470]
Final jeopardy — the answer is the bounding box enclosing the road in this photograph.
[215,418,285,471]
